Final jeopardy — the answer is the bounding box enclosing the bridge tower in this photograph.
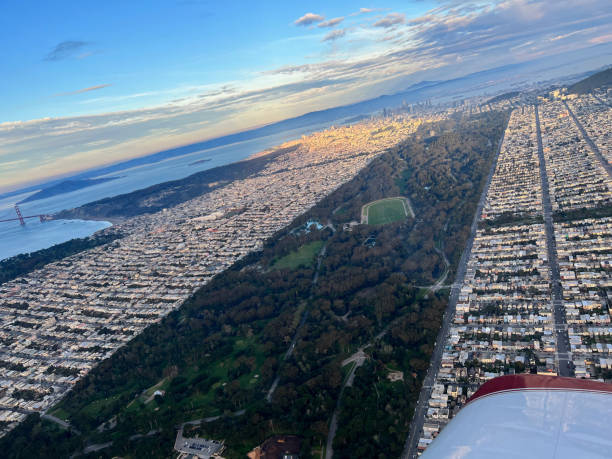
[14,205,25,226]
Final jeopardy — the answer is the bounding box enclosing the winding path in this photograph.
[42,413,81,434]
[325,219,453,458]
[324,349,368,459]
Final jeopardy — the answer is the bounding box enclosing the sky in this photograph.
[1,0,611,193]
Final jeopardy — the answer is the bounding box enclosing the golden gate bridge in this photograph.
[0,205,51,226]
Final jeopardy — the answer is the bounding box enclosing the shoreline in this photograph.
[2,134,306,262]
[50,215,124,226]
[0,218,115,262]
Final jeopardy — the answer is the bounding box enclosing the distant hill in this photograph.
[18,177,120,204]
[403,80,442,91]
[486,91,520,105]
[568,67,612,94]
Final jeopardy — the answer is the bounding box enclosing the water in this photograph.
[305,220,324,231]
[0,219,112,260]
[0,121,334,260]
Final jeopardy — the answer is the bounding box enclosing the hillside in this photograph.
[568,67,612,94]
[486,91,520,104]
[18,177,120,204]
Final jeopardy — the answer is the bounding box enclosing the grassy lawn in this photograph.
[80,393,122,419]
[272,240,324,270]
[48,407,70,421]
[364,198,409,225]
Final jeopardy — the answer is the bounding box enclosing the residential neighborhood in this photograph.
[416,93,612,455]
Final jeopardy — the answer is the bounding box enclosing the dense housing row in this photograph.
[418,93,612,454]
[555,217,612,379]
[482,106,542,220]
[539,100,612,212]
[567,94,611,163]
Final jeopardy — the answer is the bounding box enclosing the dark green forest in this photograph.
[0,110,508,458]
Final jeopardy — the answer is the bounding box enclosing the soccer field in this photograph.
[363,197,410,225]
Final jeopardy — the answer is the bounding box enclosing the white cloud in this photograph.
[53,84,112,97]
[322,29,346,42]
[44,40,91,61]
[373,13,405,28]
[318,17,344,28]
[294,13,325,27]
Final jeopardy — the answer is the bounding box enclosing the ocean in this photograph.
[0,121,333,260]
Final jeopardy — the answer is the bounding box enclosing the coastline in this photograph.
[2,134,306,262]
[0,218,114,262]
[50,214,124,226]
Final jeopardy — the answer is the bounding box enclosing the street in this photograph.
[534,104,573,377]
[563,100,612,178]
[400,124,507,459]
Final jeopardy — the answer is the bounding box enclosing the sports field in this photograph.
[362,197,413,225]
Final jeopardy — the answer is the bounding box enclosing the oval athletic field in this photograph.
[360,197,414,225]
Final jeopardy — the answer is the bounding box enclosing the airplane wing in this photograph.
[421,374,612,458]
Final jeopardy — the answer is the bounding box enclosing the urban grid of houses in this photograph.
[416,89,612,454]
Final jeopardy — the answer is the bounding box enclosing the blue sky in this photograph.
[2,1,433,121]
[1,0,611,192]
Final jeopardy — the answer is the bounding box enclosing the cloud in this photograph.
[262,64,314,75]
[318,17,344,28]
[0,72,365,192]
[0,77,354,153]
[590,33,612,44]
[373,12,405,28]
[549,30,582,41]
[322,29,346,42]
[400,0,612,62]
[380,31,404,42]
[354,8,381,15]
[4,0,612,194]
[54,84,112,97]
[44,40,90,61]
[0,159,27,169]
[294,13,325,27]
